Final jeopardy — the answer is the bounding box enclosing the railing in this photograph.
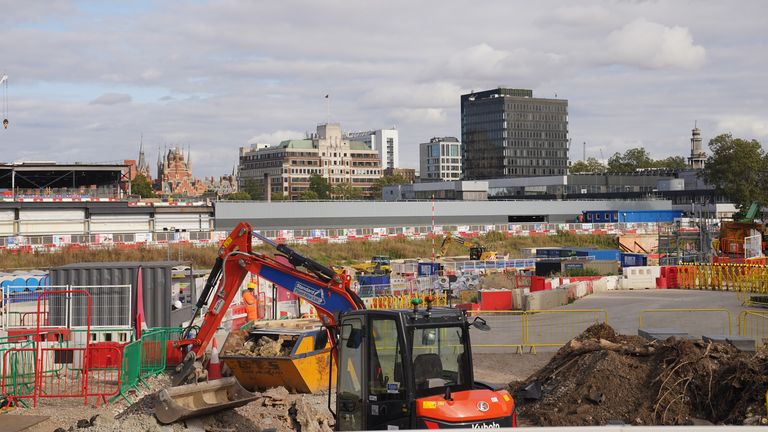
[466,309,609,354]
[639,308,732,336]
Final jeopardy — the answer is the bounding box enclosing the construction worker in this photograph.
[242,282,259,321]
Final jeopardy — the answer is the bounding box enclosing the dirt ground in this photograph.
[512,323,768,427]
[3,352,547,431]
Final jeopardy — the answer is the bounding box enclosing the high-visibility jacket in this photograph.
[242,290,259,321]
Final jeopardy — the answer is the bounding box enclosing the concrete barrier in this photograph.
[524,288,568,310]
[620,266,661,290]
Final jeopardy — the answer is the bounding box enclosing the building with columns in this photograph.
[688,126,706,169]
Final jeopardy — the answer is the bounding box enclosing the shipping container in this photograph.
[49,261,196,328]
[620,253,648,268]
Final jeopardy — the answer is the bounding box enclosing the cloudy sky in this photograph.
[1,0,766,177]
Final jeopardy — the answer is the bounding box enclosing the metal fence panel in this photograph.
[639,308,732,337]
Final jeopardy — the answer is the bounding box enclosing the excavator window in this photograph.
[410,326,469,398]
[368,318,404,400]
[337,319,364,431]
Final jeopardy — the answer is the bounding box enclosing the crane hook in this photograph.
[2,119,7,129]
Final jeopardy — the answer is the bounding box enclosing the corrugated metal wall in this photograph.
[50,261,183,328]
[155,213,211,231]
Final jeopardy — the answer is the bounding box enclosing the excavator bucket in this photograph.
[154,377,258,424]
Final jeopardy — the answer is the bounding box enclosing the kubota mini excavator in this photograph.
[169,222,516,430]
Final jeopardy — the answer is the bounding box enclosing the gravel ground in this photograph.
[2,352,547,431]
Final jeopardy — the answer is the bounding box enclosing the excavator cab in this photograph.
[335,307,515,430]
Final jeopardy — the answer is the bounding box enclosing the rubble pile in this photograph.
[226,335,296,357]
[513,323,768,426]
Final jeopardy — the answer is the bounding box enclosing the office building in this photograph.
[238,123,382,199]
[419,137,462,182]
[461,88,568,179]
[345,127,399,169]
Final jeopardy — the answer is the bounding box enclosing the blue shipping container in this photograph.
[575,249,621,261]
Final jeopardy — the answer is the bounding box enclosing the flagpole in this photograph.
[325,94,330,123]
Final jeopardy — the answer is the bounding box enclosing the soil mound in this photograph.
[513,323,768,426]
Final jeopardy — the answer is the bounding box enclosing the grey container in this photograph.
[49,261,196,328]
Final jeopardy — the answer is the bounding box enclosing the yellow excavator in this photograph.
[351,255,391,275]
[438,232,498,260]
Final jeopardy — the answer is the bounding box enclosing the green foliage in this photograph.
[607,148,654,173]
[370,174,409,199]
[132,174,155,198]
[332,182,363,200]
[564,268,601,277]
[306,173,331,199]
[700,133,768,212]
[222,191,251,200]
[607,148,690,173]
[271,192,288,201]
[655,156,687,170]
[243,178,264,200]
[570,157,607,173]
[298,189,319,200]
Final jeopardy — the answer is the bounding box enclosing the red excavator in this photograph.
[167,222,516,430]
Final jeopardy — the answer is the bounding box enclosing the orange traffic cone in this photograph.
[208,338,222,380]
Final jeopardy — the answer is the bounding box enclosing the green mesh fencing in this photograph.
[110,339,141,403]
[139,329,167,379]
[0,341,36,407]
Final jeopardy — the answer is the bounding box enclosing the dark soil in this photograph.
[512,323,768,426]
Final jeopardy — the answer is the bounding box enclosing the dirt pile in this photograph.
[513,323,768,426]
[226,335,295,357]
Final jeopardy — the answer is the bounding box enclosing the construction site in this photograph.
[2,212,768,432]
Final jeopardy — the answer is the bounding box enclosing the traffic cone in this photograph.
[207,338,222,380]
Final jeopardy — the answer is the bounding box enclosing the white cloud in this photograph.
[436,44,567,86]
[389,108,447,125]
[716,116,768,139]
[604,18,706,69]
[247,130,305,146]
[90,93,132,105]
[361,82,464,109]
[547,5,616,27]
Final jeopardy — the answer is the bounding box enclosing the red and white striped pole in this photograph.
[431,194,435,263]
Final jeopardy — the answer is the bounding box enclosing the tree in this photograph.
[243,178,264,200]
[700,133,768,212]
[131,174,155,198]
[222,191,251,200]
[307,173,331,199]
[570,157,607,173]
[370,174,409,199]
[298,189,319,200]
[607,148,655,173]
[271,192,288,201]
[332,182,363,200]
[654,156,688,170]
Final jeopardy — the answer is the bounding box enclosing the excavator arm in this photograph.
[172,222,364,384]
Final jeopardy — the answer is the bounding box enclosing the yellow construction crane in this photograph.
[438,232,498,260]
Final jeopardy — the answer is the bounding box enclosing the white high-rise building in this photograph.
[345,127,399,169]
[419,137,462,182]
